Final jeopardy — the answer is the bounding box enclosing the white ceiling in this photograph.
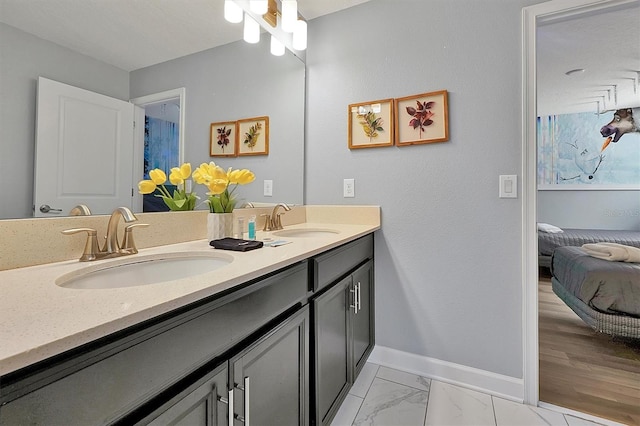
[1,0,638,115]
[537,2,640,115]
[0,0,371,71]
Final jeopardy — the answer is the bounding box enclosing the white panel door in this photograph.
[34,77,135,217]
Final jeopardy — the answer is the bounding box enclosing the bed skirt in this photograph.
[551,277,640,339]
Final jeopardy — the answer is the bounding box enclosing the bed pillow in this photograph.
[537,222,564,233]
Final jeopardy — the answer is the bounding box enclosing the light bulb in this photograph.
[292,19,307,50]
[281,0,297,33]
[224,0,243,23]
[249,0,268,15]
[270,35,285,56]
[243,14,260,44]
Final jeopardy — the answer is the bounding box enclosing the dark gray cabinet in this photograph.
[0,263,308,425]
[145,307,309,426]
[311,235,375,426]
[229,307,309,426]
[313,276,351,426]
[0,233,375,426]
[147,364,229,426]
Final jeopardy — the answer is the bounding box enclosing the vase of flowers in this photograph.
[138,163,198,211]
[193,162,255,241]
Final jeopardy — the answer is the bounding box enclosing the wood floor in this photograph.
[538,272,640,425]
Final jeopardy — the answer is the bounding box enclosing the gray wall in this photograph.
[306,0,541,379]
[130,38,305,207]
[0,23,130,219]
[538,190,640,230]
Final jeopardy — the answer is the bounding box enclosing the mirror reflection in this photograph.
[0,13,305,220]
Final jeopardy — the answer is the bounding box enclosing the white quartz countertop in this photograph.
[0,222,379,376]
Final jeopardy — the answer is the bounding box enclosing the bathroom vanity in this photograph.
[0,207,379,426]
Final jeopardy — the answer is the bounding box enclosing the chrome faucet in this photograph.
[62,206,148,261]
[270,203,291,230]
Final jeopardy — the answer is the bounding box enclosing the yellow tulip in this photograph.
[228,169,256,185]
[169,168,183,185]
[179,163,192,178]
[207,179,228,195]
[192,163,210,184]
[149,169,167,185]
[138,180,157,194]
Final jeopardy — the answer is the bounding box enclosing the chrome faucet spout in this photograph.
[104,207,138,254]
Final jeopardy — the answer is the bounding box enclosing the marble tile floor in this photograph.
[330,362,627,426]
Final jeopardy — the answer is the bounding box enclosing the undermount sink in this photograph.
[56,252,234,290]
[272,228,339,238]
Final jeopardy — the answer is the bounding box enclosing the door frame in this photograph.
[130,88,186,213]
[521,0,638,406]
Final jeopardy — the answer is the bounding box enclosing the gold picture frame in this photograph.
[395,90,449,146]
[237,116,269,156]
[210,121,237,157]
[348,98,395,149]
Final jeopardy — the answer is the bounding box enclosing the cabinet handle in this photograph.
[357,281,362,312]
[350,286,358,314]
[244,376,250,426]
[233,377,250,425]
[217,388,234,426]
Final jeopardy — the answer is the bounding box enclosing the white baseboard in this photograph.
[368,345,524,402]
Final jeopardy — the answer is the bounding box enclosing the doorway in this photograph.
[522,0,640,419]
[130,88,186,212]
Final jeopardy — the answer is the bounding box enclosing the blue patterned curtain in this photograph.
[144,117,179,178]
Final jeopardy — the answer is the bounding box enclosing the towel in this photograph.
[581,242,640,263]
[210,237,263,252]
[537,223,564,233]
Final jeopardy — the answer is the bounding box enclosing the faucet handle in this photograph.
[121,223,149,254]
[260,214,272,231]
[61,228,100,262]
[273,213,285,230]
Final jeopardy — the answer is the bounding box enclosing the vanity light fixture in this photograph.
[243,13,260,43]
[292,19,307,51]
[249,0,268,15]
[281,0,297,33]
[224,0,243,23]
[270,35,285,56]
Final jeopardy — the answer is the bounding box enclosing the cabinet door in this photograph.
[145,363,228,426]
[230,307,309,426]
[312,276,351,426]
[351,261,375,380]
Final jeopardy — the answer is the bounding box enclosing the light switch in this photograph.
[264,180,273,197]
[343,178,355,198]
[499,175,517,198]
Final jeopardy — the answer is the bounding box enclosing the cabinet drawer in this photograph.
[311,234,373,292]
[0,263,308,425]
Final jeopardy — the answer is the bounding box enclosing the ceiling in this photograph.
[0,0,371,71]
[1,0,638,115]
[537,2,640,115]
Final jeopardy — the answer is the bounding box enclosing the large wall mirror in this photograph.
[0,2,305,220]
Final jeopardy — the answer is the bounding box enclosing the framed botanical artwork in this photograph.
[210,121,237,157]
[348,98,394,149]
[238,116,269,156]
[395,90,449,146]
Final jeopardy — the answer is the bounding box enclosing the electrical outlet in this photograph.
[264,180,273,197]
[343,178,355,198]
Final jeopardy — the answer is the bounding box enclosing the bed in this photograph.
[550,246,640,338]
[538,227,640,268]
